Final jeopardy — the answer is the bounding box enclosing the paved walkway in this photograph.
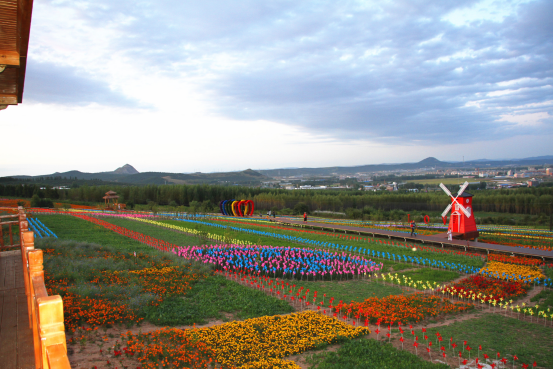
[276,217,553,260]
[0,251,35,369]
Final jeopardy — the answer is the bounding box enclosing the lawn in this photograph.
[424,313,553,368]
[37,235,294,328]
[306,338,450,369]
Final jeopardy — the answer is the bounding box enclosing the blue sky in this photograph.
[1,0,551,176]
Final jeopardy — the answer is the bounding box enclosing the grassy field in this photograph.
[37,237,294,328]
[161,218,486,269]
[306,338,449,369]
[424,314,553,368]
[33,211,550,368]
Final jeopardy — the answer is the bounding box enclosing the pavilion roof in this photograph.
[0,0,34,110]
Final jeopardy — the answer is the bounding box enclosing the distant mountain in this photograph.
[9,165,269,186]
[256,156,553,177]
[114,164,139,175]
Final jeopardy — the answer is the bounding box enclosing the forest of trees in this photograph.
[1,183,552,216]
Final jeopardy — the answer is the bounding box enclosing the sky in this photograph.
[1,0,552,176]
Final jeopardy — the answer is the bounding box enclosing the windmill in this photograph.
[440,181,479,240]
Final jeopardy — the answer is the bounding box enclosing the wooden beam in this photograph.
[0,51,20,66]
[0,94,18,104]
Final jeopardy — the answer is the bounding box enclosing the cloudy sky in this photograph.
[2,0,552,176]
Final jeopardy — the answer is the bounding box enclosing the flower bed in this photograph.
[480,261,546,282]
[174,244,382,280]
[338,293,473,324]
[488,253,544,266]
[43,246,204,331]
[438,275,529,304]
[124,311,369,369]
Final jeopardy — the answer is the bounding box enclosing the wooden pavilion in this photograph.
[103,190,119,207]
[0,0,34,110]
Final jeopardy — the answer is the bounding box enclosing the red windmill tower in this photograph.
[440,181,479,240]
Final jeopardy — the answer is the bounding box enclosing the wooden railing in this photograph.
[0,211,20,249]
[16,206,71,369]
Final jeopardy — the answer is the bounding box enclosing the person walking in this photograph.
[410,221,416,237]
[303,212,307,222]
[447,228,452,241]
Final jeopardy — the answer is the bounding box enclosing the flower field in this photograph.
[488,253,545,266]
[173,244,382,280]
[124,311,369,368]
[438,275,529,304]
[338,293,473,324]
[24,210,552,368]
[480,261,546,282]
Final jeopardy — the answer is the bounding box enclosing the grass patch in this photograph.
[306,338,449,368]
[531,289,553,309]
[38,214,154,254]
[101,216,203,247]
[424,313,553,368]
[38,238,294,329]
[144,275,293,326]
[277,277,406,304]
[398,269,461,287]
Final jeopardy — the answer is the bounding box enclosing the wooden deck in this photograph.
[276,217,553,260]
[0,250,35,369]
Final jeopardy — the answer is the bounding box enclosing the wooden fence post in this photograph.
[36,294,70,369]
[29,248,44,368]
[22,230,35,328]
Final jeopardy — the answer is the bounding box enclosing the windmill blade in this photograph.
[456,201,471,218]
[457,181,470,197]
[441,203,452,218]
[439,183,453,197]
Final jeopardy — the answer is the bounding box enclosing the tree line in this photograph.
[1,183,552,215]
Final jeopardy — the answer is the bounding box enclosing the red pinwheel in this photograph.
[442,352,446,358]
[484,354,489,360]
[463,359,468,365]
[426,347,430,353]
[400,337,404,342]
[501,358,508,365]
[422,327,427,333]
[533,362,537,367]
[490,364,496,369]
[522,364,529,369]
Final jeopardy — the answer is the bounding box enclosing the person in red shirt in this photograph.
[303,212,307,222]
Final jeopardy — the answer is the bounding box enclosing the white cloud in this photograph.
[498,111,551,127]
[2,0,551,176]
